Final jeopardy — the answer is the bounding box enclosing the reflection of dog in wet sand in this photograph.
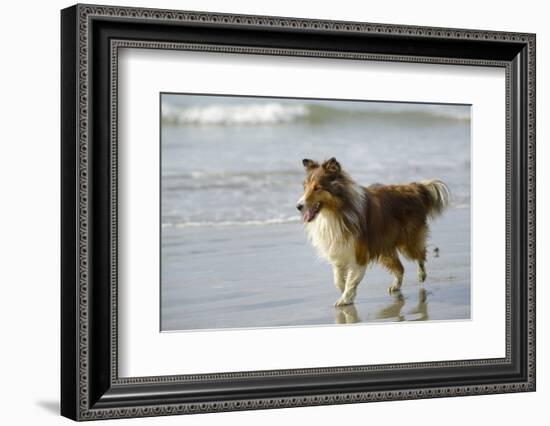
[297,158,449,307]
[375,288,429,322]
[335,305,360,324]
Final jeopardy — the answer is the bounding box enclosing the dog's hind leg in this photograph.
[401,225,428,285]
[417,260,427,284]
[332,263,347,293]
[335,263,366,307]
[381,252,404,294]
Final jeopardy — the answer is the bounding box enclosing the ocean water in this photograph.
[160,94,471,331]
[161,95,470,229]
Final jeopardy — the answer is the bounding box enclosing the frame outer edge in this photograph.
[527,33,536,390]
[61,4,80,422]
[77,2,91,420]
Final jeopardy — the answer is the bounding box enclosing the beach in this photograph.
[161,206,470,331]
[160,95,471,331]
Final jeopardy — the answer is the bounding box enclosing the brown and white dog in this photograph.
[296,158,449,307]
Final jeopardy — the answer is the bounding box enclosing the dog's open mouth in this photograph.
[303,202,322,223]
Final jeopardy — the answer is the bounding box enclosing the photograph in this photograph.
[160,94,471,331]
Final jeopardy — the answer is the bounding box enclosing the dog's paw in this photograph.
[388,282,402,294]
[334,296,354,307]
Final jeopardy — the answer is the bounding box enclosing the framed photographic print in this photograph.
[61,3,536,421]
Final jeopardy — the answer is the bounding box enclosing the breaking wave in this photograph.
[162,103,309,126]
[162,216,301,228]
[161,102,470,126]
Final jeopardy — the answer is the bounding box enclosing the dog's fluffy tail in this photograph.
[420,179,450,218]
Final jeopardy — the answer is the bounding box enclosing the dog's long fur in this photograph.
[297,157,449,306]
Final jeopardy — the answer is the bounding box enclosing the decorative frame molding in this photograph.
[61,3,535,421]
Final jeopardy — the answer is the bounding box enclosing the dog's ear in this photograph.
[322,157,341,174]
[302,159,319,171]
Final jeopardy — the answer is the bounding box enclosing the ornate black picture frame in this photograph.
[61,3,536,421]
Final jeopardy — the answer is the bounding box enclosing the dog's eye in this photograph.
[314,186,321,191]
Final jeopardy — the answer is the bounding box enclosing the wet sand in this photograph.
[161,207,470,331]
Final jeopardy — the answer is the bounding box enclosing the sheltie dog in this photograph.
[297,157,449,307]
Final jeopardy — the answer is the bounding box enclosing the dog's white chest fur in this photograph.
[305,211,355,266]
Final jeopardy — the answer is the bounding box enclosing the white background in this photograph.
[0,0,546,425]
[119,50,505,376]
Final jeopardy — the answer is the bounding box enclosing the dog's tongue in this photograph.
[303,206,317,223]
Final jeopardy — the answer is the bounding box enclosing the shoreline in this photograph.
[161,207,470,331]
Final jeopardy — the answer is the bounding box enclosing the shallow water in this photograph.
[161,208,470,331]
[160,95,471,331]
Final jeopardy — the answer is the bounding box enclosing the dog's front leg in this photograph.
[335,264,366,307]
[332,263,347,293]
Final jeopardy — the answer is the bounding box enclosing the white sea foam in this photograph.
[162,216,301,229]
[162,101,471,126]
[162,103,309,126]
